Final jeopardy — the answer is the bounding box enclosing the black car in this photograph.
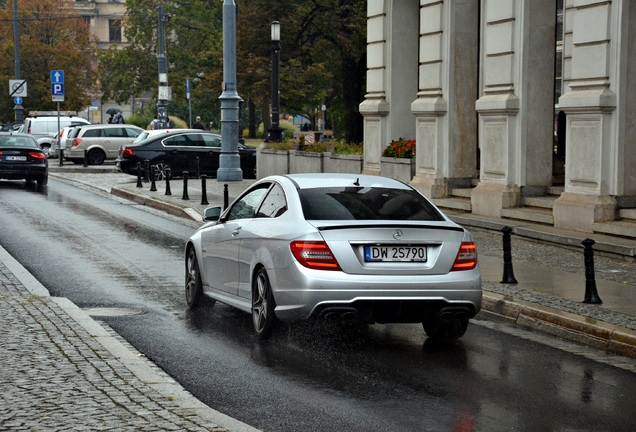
[116,131,256,180]
[0,133,48,186]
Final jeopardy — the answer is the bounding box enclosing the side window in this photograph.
[227,185,270,221]
[83,129,102,138]
[164,135,189,147]
[185,134,204,147]
[202,134,222,148]
[104,128,125,138]
[125,128,141,138]
[255,184,287,218]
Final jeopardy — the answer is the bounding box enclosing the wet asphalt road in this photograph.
[1,178,635,431]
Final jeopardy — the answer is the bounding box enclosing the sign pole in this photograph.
[57,102,63,166]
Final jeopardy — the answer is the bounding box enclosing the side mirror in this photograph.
[203,206,222,221]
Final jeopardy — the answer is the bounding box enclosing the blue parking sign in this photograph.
[52,83,64,96]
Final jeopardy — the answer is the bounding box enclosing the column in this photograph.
[553,0,634,231]
[471,0,556,217]
[410,0,479,198]
[360,0,418,176]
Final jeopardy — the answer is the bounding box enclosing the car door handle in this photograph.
[232,227,242,237]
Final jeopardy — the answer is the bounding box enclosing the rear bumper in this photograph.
[0,164,47,180]
[269,262,482,322]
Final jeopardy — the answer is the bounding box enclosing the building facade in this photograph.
[73,0,130,122]
[361,0,636,237]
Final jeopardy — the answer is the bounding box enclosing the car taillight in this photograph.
[451,242,478,271]
[290,241,341,271]
[29,152,47,159]
[122,147,135,157]
[72,138,82,147]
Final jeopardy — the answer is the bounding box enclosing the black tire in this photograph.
[36,174,48,186]
[252,268,278,340]
[423,316,469,340]
[86,149,105,165]
[151,160,173,181]
[185,247,206,308]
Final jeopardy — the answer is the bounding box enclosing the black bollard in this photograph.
[200,175,209,205]
[149,166,157,192]
[143,159,150,183]
[223,184,229,210]
[83,149,88,167]
[136,162,143,188]
[500,226,518,284]
[164,169,172,196]
[182,171,190,200]
[582,238,602,304]
[59,148,63,167]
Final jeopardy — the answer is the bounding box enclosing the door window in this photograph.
[202,134,222,148]
[227,185,271,220]
[255,184,287,218]
[104,128,126,138]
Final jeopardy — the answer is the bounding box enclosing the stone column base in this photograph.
[471,182,521,218]
[553,192,616,233]
[410,176,448,199]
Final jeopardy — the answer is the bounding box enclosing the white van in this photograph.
[19,116,90,153]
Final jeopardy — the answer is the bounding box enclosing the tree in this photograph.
[0,0,97,122]
[235,0,366,142]
[98,0,225,125]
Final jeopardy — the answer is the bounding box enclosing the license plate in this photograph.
[6,156,26,161]
[365,245,427,262]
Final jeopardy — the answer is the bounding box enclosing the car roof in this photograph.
[272,173,413,190]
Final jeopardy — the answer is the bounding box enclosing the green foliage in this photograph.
[382,138,416,159]
[0,0,97,122]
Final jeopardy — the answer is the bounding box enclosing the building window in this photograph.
[109,19,122,42]
[554,0,564,104]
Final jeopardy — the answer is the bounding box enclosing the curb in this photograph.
[481,292,636,359]
[111,186,202,221]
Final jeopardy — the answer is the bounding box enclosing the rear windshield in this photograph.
[298,187,444,221]
[0,136,38,148]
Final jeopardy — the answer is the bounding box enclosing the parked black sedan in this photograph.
[116,131,257,180]
[0,133,48,186]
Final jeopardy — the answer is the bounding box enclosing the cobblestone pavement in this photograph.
[0,244,256,431]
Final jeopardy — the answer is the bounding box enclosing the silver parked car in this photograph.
[65,124,143,165]
[185,173,482,340]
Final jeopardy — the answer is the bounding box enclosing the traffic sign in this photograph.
[14,96,22,105]
[52,83,64,96]
[9,80,27,97]
[51,70,64,84]
[51,70,65,102]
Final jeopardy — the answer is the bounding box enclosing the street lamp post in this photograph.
[217,0,243,181]
[156,6,171,129]
[268,21,283,142]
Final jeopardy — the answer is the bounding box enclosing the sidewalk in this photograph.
[0,243,259,432]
